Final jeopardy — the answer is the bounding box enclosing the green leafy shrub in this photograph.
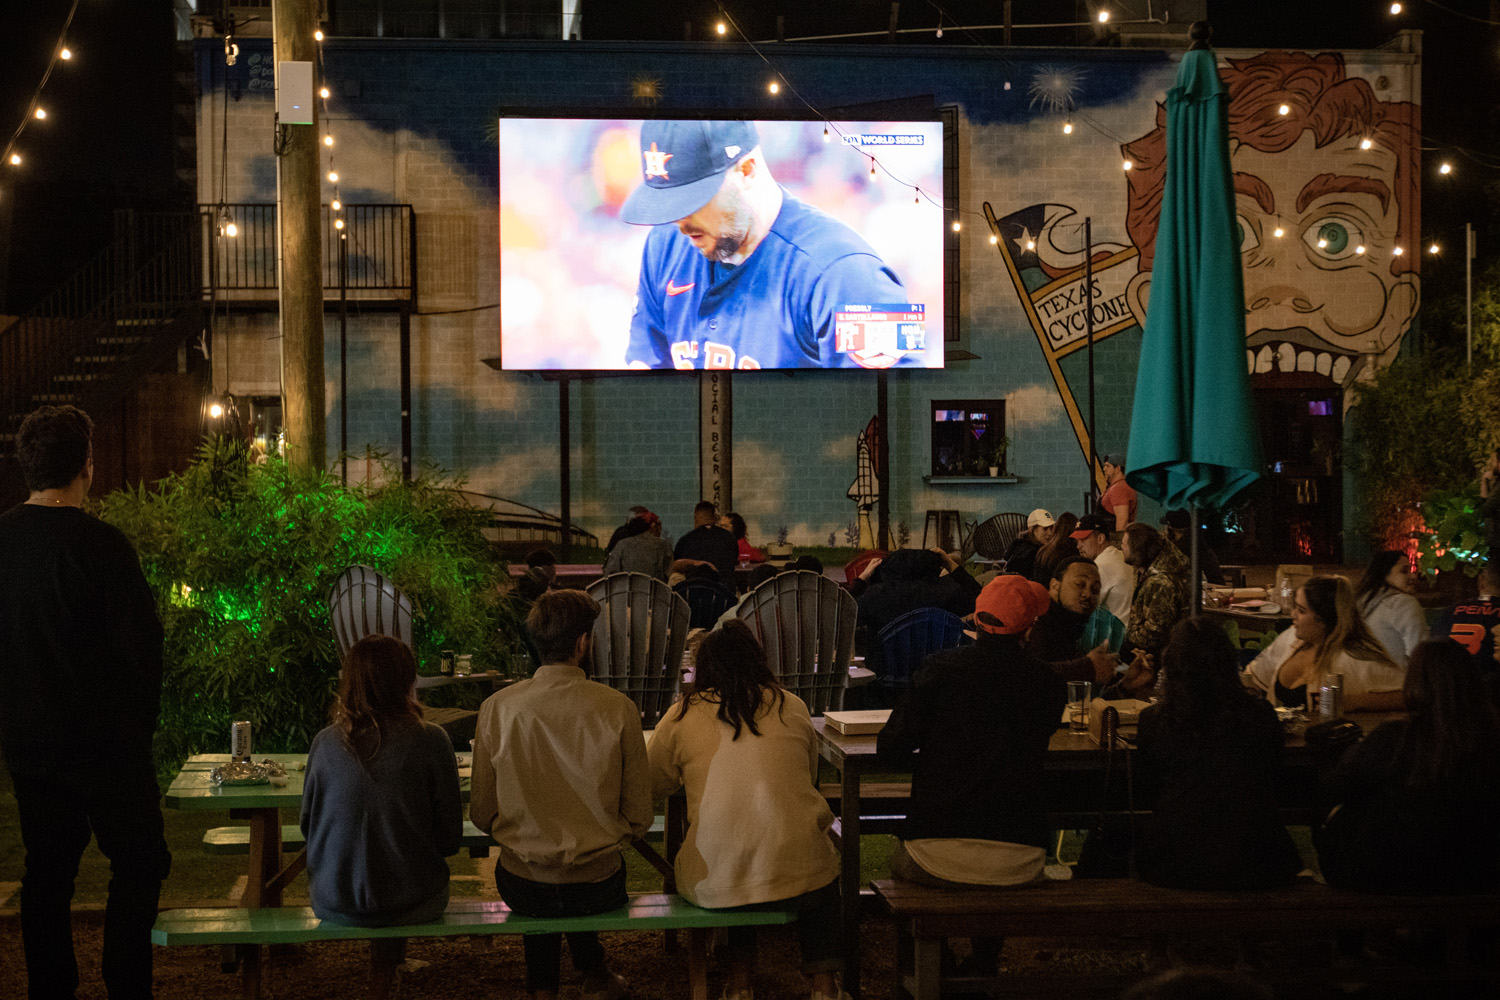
[99,442,525,766]
[1412,487,1488,576]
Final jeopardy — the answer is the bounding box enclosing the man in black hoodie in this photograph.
[0,405,171,1000]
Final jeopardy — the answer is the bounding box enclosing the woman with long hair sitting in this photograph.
[1244,575,1405,712]
[1317,639,1500,892]
[300,634,464,998]
[1135,619,1301,889]
[1353,550,1428,666]
[1031,511,1079,585]
[647,620,845,1000]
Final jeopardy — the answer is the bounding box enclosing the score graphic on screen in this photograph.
[834,305,927,369]
[498,117,945,371]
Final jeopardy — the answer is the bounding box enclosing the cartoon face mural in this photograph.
[991,50,1421,488]
[1123,51,1421,387]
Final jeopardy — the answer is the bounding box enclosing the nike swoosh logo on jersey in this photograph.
[666,281,695,296]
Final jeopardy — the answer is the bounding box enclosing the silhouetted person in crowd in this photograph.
[1121,523,1191,663]
[1031,511,1079,585]
[1001,508,1055,580]
[0,405,172,1000]
[603,513,672,581]
[514,548,558,603]
[1353,550,1427,666]
[674,501,739,586]
[1432,562,1499,688]
[1134,619,1301,890]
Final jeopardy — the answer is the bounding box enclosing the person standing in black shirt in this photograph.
[673,500,739,586]
[0,405,171,1000]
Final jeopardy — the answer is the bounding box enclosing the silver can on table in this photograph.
[231,720,252,762]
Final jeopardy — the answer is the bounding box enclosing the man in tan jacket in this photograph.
[471,590,652,1000]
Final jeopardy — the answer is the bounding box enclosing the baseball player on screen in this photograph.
[619,120,924,370]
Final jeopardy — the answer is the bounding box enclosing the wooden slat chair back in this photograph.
[969,512,1030,566]
[736,570,856,715]
[876,607,972,692]
[329,565,415,661]
[587,573,691,729]
[672,578,738,631]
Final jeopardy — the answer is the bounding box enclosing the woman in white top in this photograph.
[1245,575,1405,712]
[648,621,845,1000]
[1354,550,1429,666]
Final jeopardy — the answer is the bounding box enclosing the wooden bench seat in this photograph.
[202,821,497,857]
[154,894,795,1000]
[873,877,1500,999]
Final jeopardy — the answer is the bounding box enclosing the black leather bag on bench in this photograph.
[1074,706,1136,879]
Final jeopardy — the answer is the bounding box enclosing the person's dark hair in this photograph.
[694,500,718,519]
[746,563,778,591]
[1354,549,1405,605]
[726,512,748,540]
[790,554,824,574]
[676,620,786,739]
[1050,554,1097,584]
[526,590,600,664]
[334,634,423,761]
[17,404,93,491]
[607,516,650,552]
[1035,512,1080,580]
[525,547,557,569]
[683,562,720,582]
[1123,522,1165,568]
[870,547,943,583]
[1120,966,1274,1000]
[1398,639,1500,790]
[1158,618,1244,733]
[1299,575,1393,675]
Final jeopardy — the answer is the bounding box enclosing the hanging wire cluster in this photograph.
[313,27,347,240]
[2,0,81,172]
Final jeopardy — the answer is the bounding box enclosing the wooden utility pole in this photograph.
[274,0,326,473]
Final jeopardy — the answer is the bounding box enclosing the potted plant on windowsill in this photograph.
[988,435,1010,477]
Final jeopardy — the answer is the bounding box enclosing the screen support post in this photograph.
[699,372,732,514]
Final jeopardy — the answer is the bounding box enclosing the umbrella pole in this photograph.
[1189,504,1202,619]
[1085,217,1097,507]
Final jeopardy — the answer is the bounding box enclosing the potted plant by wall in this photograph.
[989,435,1010,477]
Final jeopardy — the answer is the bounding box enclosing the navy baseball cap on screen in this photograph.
[620,120,760,226]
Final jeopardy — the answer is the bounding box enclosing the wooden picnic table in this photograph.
[815,710,1405,998]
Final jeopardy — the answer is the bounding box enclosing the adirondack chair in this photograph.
[329,565,415,660]
[876,607,972,693]
[672,578,738,630]
[736,570,856,715]
[968,512,1030,569]
[587,572,691,729]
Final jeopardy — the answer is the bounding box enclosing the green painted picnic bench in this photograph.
[201,821,497,857]
[153,893,797,1000]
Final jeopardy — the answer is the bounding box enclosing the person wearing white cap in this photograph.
[619,119,917,370]
[1001,508,1055,581]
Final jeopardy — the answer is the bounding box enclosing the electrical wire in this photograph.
[3,0,83,168]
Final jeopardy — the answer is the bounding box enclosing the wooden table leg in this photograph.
[911,936,941,1000]
[230,807,284,1000]
[687,927,710,1000]
[840,761,862,998]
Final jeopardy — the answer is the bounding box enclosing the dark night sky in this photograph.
[0,0,1494,330]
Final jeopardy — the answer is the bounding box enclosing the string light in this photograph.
[951,221,962,232]
[331,198,341,211]
[1389,2,1402,13]
[1062,120,1073,135]
[989,234,998,244]
[935,26,943,37]
[1122,160,1133,170]
[59,47,72,60]
[716,22,727,35]
[328,171,338,182]
[823,125,829,142]
[1273,226,1285,238]
[1439,162,1452,174]
[869,159,876,177]
[320,86,330,99]
[33,108,46,120]
[768,80,779,94]
[1355,245,1366,254]
[1317,238,1328,248]
[1026,239,1036,251]
[1097,9,1111,23]
[1428,243,1440,254]
[8,153,19,166]
[314,29,324,41]
[209,403,224,419]
[1277,104,1290,116]
[334,217,345,230]
[1360,138,1373,150]
[1392,246,1404,256]
[324,134,334,146]
[219,209,238,238]
[914,190,919,203]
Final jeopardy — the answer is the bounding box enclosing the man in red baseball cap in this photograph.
[878,574,1064,896]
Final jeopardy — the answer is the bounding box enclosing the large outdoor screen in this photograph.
[498,117,945,370]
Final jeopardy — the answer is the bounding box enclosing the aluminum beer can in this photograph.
[231,720,252,762]
[439,649,455,676]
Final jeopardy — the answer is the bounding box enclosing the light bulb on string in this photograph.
[768,80,779,94]
[328,171,338,182]
[320,86,330,99]
[1355,245,1366,254]
[869,160,876,177]
[34,108,46,120]
[1317,238,1328,248]
[1062,120,1073,135]
[914,190,919,204]
[209,403,224,419]
[59,47,72,60]
[936,26,943,37]
[1026,239,1036,251]
[823,126,829,142]
[324,134,334,146]
[314,29,324,41]
[1098,9,1111,23]
[1122,160,1133,171]
[1360,138,1373,150]
[334,217,345,230]
[1428,243,1440,254]
[1277,104,1290,116]
[1273,225,1285,238]
[1439,162,1451,175]
[8,153,19,166]
[331,199,342,211]
[989,234,998,244]
[1392,246,1404,256]
[716,22,726,35]
[1389,2,1401,13]
[951,221,961,232]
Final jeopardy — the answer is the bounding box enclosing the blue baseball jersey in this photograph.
[626,191,926,370]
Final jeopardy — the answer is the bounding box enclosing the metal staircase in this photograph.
[0,211,206,454]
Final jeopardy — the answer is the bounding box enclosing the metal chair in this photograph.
[875,607,972,693]
[329,564,415,660]
[672,578,738,630]
[968,512,1030,569]
[736,570,856,715]
[587,572,691,729]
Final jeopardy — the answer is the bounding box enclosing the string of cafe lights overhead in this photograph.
[312,26,348,241]
[2,0,82,173]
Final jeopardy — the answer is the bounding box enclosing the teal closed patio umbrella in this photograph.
[1125,24,1262,518]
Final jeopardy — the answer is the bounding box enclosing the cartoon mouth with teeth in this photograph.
[1244,328,1365,387]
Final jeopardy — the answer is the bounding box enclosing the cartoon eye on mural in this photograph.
[989,51,1420,491]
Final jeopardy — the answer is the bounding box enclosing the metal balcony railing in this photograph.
[202,203,416,303]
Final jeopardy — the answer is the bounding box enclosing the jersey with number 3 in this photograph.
[626,191,918,370]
